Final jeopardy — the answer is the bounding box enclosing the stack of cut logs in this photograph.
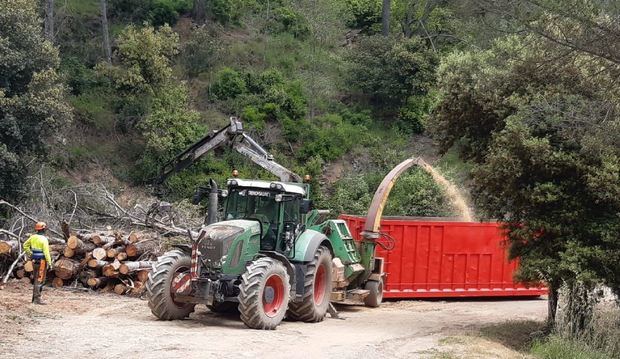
[0,230,159,296]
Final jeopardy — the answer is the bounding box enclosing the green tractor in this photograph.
[146,118,385,329]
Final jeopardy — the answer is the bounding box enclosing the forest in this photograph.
[1,0,619,357]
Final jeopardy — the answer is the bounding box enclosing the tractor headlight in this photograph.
[275,194,283,202]
[228,180,238,187]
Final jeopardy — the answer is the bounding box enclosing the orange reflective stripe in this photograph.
[37,260,47,283]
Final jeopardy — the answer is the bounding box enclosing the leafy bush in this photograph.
[395,93,438,134]
[181,26,221,77]
[323,169,452,217]
[60,57,99,95]
[346,36,438,108]
[211,67,248,100]
[267,6,310,39]
[136,84,204,181]
[110,0,192,26]
[285,114,364,162]
[208,0,250,25]
[342,0,382,33]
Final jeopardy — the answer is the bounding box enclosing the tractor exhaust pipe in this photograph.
[207,179,218,225]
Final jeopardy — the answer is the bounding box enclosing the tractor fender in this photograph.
[172,244,192,255]
[257,251,296,298]
[292,229,333,263]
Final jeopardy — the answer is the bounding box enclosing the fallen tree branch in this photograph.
[1,251,26,286]
[0,199,63,237]
[0,229,19,239]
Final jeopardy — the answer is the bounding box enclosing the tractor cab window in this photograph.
[283,198,300,223]
[225,189,279,224]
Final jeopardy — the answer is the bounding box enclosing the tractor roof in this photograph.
[226,178,306,196]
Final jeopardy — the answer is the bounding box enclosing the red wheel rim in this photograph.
[314,264,326,305]
[263,274,285,317]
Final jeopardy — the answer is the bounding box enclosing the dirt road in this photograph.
[0,281,545,358]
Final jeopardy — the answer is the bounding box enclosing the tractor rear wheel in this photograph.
[287,246,332,322]
[238,257,290,330]
[146,249,196,320]
[364,278,383,308]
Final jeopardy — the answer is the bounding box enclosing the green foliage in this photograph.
[342,0,382,33]
[285,114,363,162]
[110,0,192,26]
[137,84,204,180]
[210,67,248,100]
[70,90,115,131]
[432,32,620,300]
[0,0,72,200]
[396,93,437,134]
[96,25,179,130]
[208,0,249,25]
[347,35,438,108]
[531,335,611,359]
[181,26,221,77]
[267,6,310,39]
[97,24,179,95]
[323,169,452,217]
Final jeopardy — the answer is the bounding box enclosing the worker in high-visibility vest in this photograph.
[23,222,53,304]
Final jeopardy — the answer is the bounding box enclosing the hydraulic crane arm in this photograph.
[156,117,301,184]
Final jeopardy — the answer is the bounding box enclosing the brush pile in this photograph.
[1,229,162,296]
[0,181,204,294]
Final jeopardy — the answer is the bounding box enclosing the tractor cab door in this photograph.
[279,197,302,255]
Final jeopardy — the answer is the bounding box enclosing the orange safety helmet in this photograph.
[34,222,47,231]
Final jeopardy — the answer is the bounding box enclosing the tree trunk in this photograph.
[92,247,107,260]
[54,258,80,280]
[119,261,153,275]
[192,0,207,23]
[24,260,34,272]
[52,277,64,288]
[114,283,128,295]
[547,280,560,329]
[0,240,18,255]
[381,0,391,37]
[15,268,26,279]
[116,252,128,261]
[102,264,119,277]
[78,269,97,286]
[63,246,75,258]
[87,276,109,288]
[87,259,108,269]
[107,246,125,259]
[100,0,112,63]
[45,0,55,42]
[126,240,158,258]
[137,269,150,283]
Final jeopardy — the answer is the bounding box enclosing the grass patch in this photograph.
[531,335,611,359]
[64,0,100,16]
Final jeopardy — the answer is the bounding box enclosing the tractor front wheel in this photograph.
[145,249,196,320]
[287,246,333,322]
[238,257,290,329]
[364,278,384,308]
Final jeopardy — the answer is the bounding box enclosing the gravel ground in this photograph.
[0,281,546,358]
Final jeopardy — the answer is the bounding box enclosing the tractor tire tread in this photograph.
[145,249,195,320]
[238,257,289,330]
[287,246,332,322]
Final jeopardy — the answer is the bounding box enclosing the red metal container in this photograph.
[339,215,547,299]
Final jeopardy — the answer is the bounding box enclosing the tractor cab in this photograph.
[223,179,311,253]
